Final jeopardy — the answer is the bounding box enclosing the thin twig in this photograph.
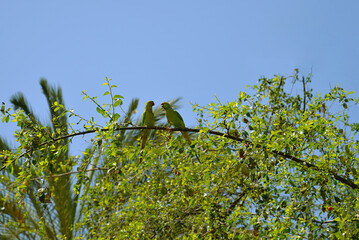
[302,76,306,112]
[81,91,108,115]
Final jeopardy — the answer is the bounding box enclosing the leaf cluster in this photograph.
[1,73,359,239]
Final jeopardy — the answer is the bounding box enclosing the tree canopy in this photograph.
[1,72,359,239]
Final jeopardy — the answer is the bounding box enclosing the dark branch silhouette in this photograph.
[30,167,109,181]
[2,126,358,190]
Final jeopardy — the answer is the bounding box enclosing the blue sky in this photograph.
[1,1,358,152]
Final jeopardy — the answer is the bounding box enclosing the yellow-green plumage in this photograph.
[161,102,191,145]
[141,101,155,149]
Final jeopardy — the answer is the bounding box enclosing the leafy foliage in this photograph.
[1,73,359,239]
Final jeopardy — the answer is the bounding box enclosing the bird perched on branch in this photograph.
[140,101,155,149]
[161,102,191,145]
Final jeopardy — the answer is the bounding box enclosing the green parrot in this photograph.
[140,100,155,149]
[161,102,191,145]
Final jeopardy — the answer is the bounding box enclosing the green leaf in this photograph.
[112,113,120,121]
[2,115,10,123]
[114,99,122,107]
[114,95,123,99]
[96,107,105,116]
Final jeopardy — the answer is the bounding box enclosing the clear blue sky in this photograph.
[1,1,359,151]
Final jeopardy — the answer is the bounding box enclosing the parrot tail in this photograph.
[141,130,149,149]
[181,131,192,145]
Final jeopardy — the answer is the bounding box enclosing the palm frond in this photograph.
[10,93,39,123]
[121,98,139,125]
[74,145,102,223]
[2,79,76,239]
[0,137,11,151]
[40,78,68,132]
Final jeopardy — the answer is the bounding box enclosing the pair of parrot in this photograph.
[140,101,191,149]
